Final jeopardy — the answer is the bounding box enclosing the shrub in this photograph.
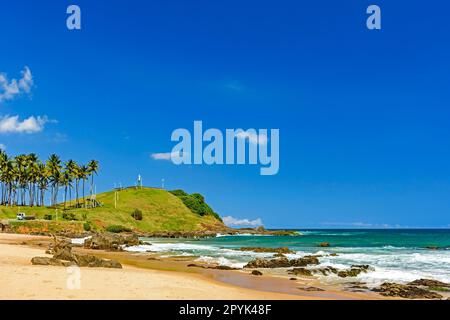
[83,222,91,231]
[106,225,131,233]
[62,212,76,221]
[169,189,188,197]
[169,189,223,222]
[43,214,53,221]
[131,209,143,221]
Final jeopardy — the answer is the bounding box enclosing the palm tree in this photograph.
[61,170,72,210]
[79,165,89,208]
[27,153,38,206]
[36,162,49,206]
[65,160,77,208]
[0,150,8,204]
[87,160,99,201]
[47,154,62,206]
[0,151,99,208]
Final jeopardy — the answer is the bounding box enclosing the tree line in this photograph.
[0,151,99,209]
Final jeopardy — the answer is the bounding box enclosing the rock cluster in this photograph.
[373,282,443,299]
[337,265,371,278]
[32,237,122,269]
[237,247,295,254]
[407,279,449,288]
[187,263,238,270]
[83,233,140,251]
[244,255,320,269]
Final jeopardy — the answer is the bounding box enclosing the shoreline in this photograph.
[0,233,382,300]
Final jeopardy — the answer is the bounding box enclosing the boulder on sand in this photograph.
[288,268,312,277]
[83,233,140,251]
[31,257,75,267]
[251,270,263,276]
[33,237,122,269]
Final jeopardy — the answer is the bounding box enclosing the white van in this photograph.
[16,213,26,220]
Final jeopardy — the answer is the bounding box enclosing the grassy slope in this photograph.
[0,188,226,233]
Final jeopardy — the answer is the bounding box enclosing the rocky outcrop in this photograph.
[238,247,295,254]
[318,242,330,247]
[337,265,371,278]
[298,286,325,292]
[31,257,75,267]
[291,256,320,267]
[373,282,443,299]
[244,255,319,269]
[312,266,338,276]
[288,268,312,277]
[407,279,450,288]
[251,270,263,276]
[187,263,238,270]
[33,237,122,269]
[244,257,290,268]
[83,233,140,251]
[142,231,219,238]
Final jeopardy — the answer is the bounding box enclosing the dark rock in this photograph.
[187,263,203,268]
[31,257,75,267]
[290,255,320,267]
[298,286,325,292]
[251,270,263,276]
[37,237,123,269]
[244,257,291,268]
[312,266,338,276]
[244,255,320,269]
[83,233,139,251]
[318,242,330,247]
[289,278,297,281]
[337,265,371,278]
[187,263,238,270]
[211,265,238,270]
[408,279,450,288]
[329,253,338,257]
[52,239,75,261]
[288,268,313,276]
[373,282,443,299]
[238,247,295,254]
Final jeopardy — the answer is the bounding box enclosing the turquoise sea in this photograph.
[126,229,450,287]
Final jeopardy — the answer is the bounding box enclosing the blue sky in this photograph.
[1,1,449,228]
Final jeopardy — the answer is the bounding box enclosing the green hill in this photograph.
[0,187,226,234]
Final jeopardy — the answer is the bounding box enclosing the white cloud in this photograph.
[0,115,54,134]
[0,66,34,102]
[235,131,268,146]
[222,216,263,227]
[0,143,5,150]
[151,151,184,161]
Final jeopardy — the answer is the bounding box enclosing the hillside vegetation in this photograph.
[0,188,226,234]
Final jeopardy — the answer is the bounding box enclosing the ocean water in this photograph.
[127,229,450,287]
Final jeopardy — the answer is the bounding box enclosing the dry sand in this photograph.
[0,234,307,300]
[0,233,380,300]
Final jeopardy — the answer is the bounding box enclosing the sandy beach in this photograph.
[0,233,381,300]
